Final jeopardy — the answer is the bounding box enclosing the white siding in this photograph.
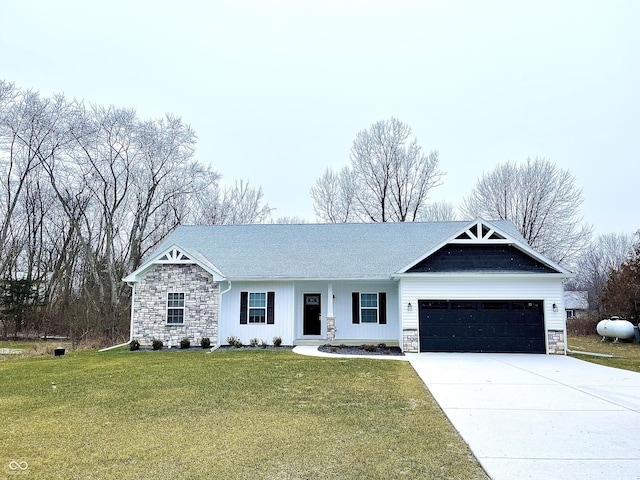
[316,280,399,342]
[399,275,566,342]
[220,280,401,344]
[219,281,295,346]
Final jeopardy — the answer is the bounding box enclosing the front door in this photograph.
[303,293,321,335]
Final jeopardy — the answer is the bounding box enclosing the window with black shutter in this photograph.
[352,292,387,324]
[240,291,275,324]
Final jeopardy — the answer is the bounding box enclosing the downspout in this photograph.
[215,279,232,349]
[99,281,136,352]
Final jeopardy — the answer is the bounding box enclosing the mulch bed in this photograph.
[318,344,404,356]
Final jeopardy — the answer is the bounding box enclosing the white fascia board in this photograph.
[121,243,226,283]
[226,276,396,282]
[391,272,573,280]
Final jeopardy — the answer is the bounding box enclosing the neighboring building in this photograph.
[123,218,571,354]
[564,291,589,319]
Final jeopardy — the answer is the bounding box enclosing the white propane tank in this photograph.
[596,316,635,340]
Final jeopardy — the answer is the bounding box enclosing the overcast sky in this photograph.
[2,0,638,234]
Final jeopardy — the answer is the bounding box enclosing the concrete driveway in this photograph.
[408,353,640,480]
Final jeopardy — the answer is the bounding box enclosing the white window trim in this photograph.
[360,292,379,324]
[248,292,267,324]
[167,292,185,325]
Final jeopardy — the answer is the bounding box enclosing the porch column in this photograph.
[326,283,336,341]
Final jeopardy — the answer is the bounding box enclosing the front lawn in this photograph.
[0,347,488,479]
[568,335,640,373]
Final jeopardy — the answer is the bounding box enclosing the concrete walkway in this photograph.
[293,347,640,480]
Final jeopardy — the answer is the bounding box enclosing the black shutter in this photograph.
[352,292,360,324]
[379,292,387,324]
[240,292,248,324]
[267,291,275,324]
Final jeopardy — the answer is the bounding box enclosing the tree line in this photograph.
[0,81,270,343]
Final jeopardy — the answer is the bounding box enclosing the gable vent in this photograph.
[159,248,193,263]
[451,221,508,244]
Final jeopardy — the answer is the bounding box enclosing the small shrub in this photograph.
[377,343,387,349]
[261,339,268,349]
[200,337,211,349]
[129,339,140,351]
[226,335,243,348]
[338,344,347,349]
[567,314,600,336]
[331,347,338,353]
[152,339,163,351]
[273,336,282,347]
[362,344,378,352]
[249,338,260,347]
[180,338,191,349]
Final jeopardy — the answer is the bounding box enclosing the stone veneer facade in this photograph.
[547,329,566,355]
[326,317,336,341]
[402,329,419,353]
[132,263,219,346]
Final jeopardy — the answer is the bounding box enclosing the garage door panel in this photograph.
[419,300,545,353]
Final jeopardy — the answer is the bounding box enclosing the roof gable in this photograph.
[123,244,225,283]
[398,219,569,275]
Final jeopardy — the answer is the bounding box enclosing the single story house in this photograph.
[123,218,571,354]
[564,291,589,319]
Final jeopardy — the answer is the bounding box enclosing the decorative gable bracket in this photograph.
[450,220,507,243]
[123,244,226,284]
[157,248,193,264]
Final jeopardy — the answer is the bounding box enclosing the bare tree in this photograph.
[601,231,640,319]
[312,118,443,223]
[190,179,272,225]
[271,216,309,224]
[127,114,208,271]
[0,88,72,278]
[460,158,592,266]
[310,167,355,223]
[417,201,458,222]
[570,232,634,312]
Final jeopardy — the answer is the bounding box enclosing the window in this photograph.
[352,292,387,324]
[167,292,185,324]
[240,291,275,325]
[566,309,576,319]
[360,293,378,323]
[249,292,266,324]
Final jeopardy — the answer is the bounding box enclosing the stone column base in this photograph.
[403,329,419,353]
[547,330,566,355]
[326,317,336,341]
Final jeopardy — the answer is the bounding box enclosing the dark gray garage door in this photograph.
[419,300,545,353]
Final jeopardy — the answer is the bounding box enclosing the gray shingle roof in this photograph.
[564,291,589,310]
[153,220,526,279]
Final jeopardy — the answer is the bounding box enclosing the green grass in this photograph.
[0,347,488,480]
[568,335,640,373]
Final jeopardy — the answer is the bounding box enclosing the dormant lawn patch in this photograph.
[1,347,488,480]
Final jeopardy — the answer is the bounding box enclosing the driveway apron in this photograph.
[408,353,640,480]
